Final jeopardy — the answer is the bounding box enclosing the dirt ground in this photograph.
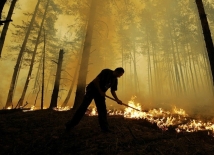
[0,109,214,155]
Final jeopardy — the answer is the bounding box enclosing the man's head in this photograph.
[113,67,124,78]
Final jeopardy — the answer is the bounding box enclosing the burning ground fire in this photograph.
[17,96,214,136]
[87,97,214,136]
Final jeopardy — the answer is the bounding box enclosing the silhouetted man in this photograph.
[65,67,124,132]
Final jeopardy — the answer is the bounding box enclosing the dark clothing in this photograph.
[87,69,118,92]
[66,69,117,131]
[66,86,108,130]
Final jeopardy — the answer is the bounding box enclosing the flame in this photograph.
[87,96,214,136]
[88,107,97,116]
[176,120,214,134]
[6,106,12,109]
[173,106,188,116]
[23,105,37,112]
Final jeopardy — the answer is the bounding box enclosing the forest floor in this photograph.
[1,109,214,155]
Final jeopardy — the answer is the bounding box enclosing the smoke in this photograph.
[1,0,214,119]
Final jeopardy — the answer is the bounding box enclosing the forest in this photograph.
[0,0,214,154]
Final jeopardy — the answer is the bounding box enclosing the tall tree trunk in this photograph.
[121,43,124,95]
[0,0,7,20]
[0,0,17,57]
[45,66,54,95]
[49,49,64,109]
[5,0,41,108]
[183,59,191,95]
[188,44,200,92]
[195,0,214,85]
[195,57,206,92]
[172,19,188,94]
[73,0,98,110]
[61,58,80,107]
[17,0,50,108]
[193,1,213,94]
[151,44,159,100]
[167,62,174,95]
[169,28,181,96]
[132,42,140,95]
[146,33,153,98]
[186,44,197,95]
[41,30,46,109]
[33,51,43,93]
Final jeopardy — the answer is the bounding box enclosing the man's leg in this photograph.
[66,92,93,130]
[94,95,109,131]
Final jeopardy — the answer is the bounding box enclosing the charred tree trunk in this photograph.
[193,1,213,93]
[73,0,97,110]
[0,0,17,57]
[5,0,41,109]
[61,58,80,107]
[195,0,214,85]
[0,0,6,20]
[49,50,64,109]
[16,0,50,108]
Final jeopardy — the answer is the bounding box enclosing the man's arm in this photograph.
[110,90,122,104]
[92,77,105,96]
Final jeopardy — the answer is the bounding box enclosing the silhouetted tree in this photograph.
[5,0,41,108]
[0,0,7,20]
[49,49,64,109]
[195,0,214,85]
[73,0,98,110]
[16,0,50,108]
[0,0,17,57]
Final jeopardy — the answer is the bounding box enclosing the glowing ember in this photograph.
[23,106,37,112]
[53,106,71,111]
[108,109,123,116]
[6,107,12,110]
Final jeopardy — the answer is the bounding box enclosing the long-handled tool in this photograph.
[105,95,141,112]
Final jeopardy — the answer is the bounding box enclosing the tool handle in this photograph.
[105,95,117,101]
[105,95,141,112]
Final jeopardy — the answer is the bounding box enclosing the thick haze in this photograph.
[0,0,214,117]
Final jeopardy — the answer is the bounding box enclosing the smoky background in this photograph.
[0,0,214,117]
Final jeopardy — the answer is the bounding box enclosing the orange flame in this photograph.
[87,96,214,136]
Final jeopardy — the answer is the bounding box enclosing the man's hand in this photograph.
[116,99,122,105]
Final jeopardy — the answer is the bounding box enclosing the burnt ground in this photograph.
[0,109,214,155]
